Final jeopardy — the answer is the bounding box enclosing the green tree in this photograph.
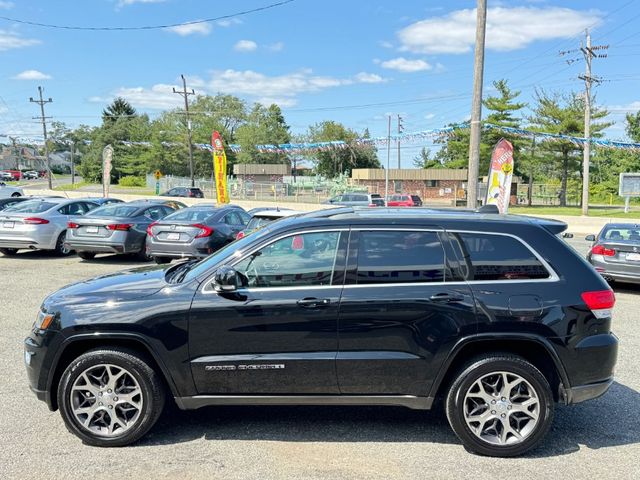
[235,103,291,164]
[102,97,136,124]
[626,111,640,143]
[412,147,442,169]
[529,90,610,206]
[307,121,381,177]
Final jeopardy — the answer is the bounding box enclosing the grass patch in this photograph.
[53,181,90,191]
[511,206,640,219]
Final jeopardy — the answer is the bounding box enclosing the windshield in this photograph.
[87,205,139,217]
[4,201,56,213]
[163,208,215,222]
[181,227,272,283]
[601,227,640,243]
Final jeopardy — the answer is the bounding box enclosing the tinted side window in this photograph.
[234,231,341,288]
[224,212,243,226]
[356,231,445,284]
[144,206,165,220]
[453,233,550,281]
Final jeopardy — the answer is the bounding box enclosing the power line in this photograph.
[0,0,294,31]
[29,86,53,189]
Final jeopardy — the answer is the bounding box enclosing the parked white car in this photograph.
[0,183,24,198]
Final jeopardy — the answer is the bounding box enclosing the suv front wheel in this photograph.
[446,354,554,457]
[57,348,165,447]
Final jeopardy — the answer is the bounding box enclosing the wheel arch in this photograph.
[430,334,571,405]
[47,333,179,411]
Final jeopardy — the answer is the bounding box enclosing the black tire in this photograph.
[154,256,171,264]
[445,354,554,457]
[0,247,18,256]
[11,192,21,197]
[78,252,96,260]
[54,230,73,256]
[57,348,165,447]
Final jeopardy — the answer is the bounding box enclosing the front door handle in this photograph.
[429,293,464,303]
[297,297,331,308]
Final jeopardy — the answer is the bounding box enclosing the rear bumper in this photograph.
[598,271,640,284]
[589,257,640,284]
[565,378,613,404]
[147,238,225,259]
[66,240,140,254]
[0,236,54,250]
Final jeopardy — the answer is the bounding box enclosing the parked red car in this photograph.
[1,170,21,181]
[387,194,423,207]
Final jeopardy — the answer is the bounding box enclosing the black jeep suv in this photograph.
[24,207,618,457]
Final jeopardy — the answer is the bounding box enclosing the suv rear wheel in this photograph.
[446,354,554,457]
[57,348,165,447]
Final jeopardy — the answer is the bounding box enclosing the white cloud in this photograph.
[89,84,183,110]
[425,113,436,120]
[379,40,393,49]
[93,68,384,111]
[217,18,242,27]
[234,40,258,52]
[381,57,432,72]
[165,22,212,36]
[398,7,601,54]
[266,42,284,52]
[354,72,386,84]
[0,29,40,51]
[0,2,14,9]
[12,69,51,80]
[117,0,166,7]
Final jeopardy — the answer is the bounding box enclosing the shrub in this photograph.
[118,175,146,187]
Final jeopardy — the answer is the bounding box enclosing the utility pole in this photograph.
[385,115,391,204]
[9,136,20,170]
[173,75,196,187]
[397,114,404,169]
[528,134,536,207]
[70,141,75,185]
[467,0,487,208]
[30,86,53,189]
[578,29,607,216]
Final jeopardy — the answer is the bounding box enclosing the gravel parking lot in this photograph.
[1,237,639,479]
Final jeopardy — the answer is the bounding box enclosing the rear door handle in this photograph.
[429,293,464,303]
[297,297,331,308]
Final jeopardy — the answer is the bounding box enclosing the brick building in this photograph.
[351,168,469,203]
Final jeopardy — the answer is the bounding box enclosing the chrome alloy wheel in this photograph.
[463,371,540,446]
[70,364,143,437]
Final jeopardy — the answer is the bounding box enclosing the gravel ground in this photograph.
[1,239,639,480]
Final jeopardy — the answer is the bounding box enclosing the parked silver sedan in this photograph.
[0,183,24,198]
[586,223,640,284]
[66,200,177,260]
[0,198,98,256]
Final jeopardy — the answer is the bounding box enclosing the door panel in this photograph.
[336,230,476,396]
[188,230,348,395]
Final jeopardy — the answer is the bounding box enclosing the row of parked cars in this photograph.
[0,195,299,263]
[0,170,44,181]
[325,192,423,207]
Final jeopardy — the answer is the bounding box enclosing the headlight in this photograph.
[34,310,55,330]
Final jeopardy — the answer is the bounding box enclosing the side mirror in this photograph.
[212,265,246,293]
[585,234,596,242]
[562,232,574,239]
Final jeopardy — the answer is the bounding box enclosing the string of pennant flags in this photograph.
[8,123,640,153]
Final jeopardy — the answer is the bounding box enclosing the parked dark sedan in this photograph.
[586,223,640,284]
[65,201,177,260]
[146,204,249,263]
[160,186,204,198]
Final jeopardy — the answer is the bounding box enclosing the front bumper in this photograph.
[24,334,57,411]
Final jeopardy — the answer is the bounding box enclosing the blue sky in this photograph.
[1,0,639,166]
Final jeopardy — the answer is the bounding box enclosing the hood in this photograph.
[44,264,169,306]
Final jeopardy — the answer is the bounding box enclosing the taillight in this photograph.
[67,221,79,229]
[368,203,377,207]
[23,217,49,224]
[146,221,157,237]
[591,244,615,256]
[193,223,213,238]
[188,190,195,197]
[106,223,133,231]
[581,289,615,319]
[236,231,245,240]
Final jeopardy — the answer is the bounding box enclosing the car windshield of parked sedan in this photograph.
[601,227,640,243]
[4,201,56,213]
[86,205,140,217]
[163,207,215,223]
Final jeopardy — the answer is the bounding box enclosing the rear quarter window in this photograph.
[452,232,550,281]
